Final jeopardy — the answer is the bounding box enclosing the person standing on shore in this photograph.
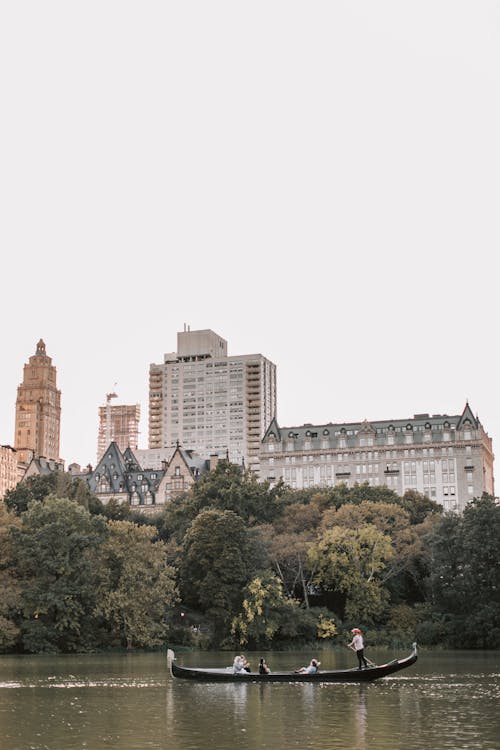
[348,628,369,670]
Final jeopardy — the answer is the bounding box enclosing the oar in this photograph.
[346,644,377,668]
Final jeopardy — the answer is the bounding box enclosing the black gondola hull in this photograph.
[168,643,417,683]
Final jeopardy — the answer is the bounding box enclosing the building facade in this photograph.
[14,339,61,465]
[260,403,494,512]
[149,327,277,474]
[0,445,21,500]
[97,397,140,462]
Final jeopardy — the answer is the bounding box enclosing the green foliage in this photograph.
[427,495,500,647]
[4,474,57,514]
[0,504,22,651]
[95,520,178,649]
[308,524,393,622]
[11,496,108,653]
[399,489,443,525]
[231,571,300,645]
[4,471,104,516]
[99,497,133,521]
[179,509,267,644]
[190,460,285,524]
[317,613,337,639]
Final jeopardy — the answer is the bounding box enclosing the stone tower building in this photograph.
[14,339,61,465]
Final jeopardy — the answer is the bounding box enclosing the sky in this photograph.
[1,2,499,472]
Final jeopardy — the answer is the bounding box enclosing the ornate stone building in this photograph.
[85,441,211,511]
[260,403,494,512]
[14,339,61,465]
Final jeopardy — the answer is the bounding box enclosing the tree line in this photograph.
[1,463,499,653]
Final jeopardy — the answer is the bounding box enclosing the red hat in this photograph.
[351,628,361,634]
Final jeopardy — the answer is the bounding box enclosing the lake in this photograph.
[0,646,499,749]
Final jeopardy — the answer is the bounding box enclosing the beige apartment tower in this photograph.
[14,339,61,465]
[97,397,140,462]
[149,327,277,473]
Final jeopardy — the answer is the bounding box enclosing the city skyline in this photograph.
[1,332,497,478]
[1,3,498,474]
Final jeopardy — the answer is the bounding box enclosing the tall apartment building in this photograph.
[97,396,140,462]
[260,403,494,512]
[14,339,61,465]
[149,327,277,473]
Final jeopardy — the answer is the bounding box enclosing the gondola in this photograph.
[168,642,417,683]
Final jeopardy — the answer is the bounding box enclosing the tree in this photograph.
[4,472,104,516]
[0,503,22,651]
[268,502,323,604]
[308,524,394,622]
[179,509,267,643]
[428,495,500,647]
[189,460,284,524]
[399,489,443,525]
[231,571,300,646]
[95,520,178,649]
[11,496,108,652]
[4,474,57,514]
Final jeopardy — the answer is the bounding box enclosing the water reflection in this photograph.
[354,686,367,750]
[1,650,499,750]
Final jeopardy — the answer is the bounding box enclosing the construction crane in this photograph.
[105,390,118,446]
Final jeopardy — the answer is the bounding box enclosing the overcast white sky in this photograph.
[1,2,499,471]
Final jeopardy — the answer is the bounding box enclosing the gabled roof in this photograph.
[263,416,281,441]
[123,446,142,471]
[456,401,479,431]
[24,456,64,478]
[94,442,128,475]
[170,446,210,477]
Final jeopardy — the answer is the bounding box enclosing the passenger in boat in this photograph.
[294,658,320,674]
[348,628,369,669]
[259,657,271,674]
[233,654,251,674]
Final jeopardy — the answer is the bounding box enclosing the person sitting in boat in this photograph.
[259,657,271,674]
[233,654,251,674]
[294,658,320,674]
[347,628,369,670]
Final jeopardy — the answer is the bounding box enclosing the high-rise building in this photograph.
[260,403,494,512]
[97,395,140,462]
[14,339,61,465]
[149,327,277,473]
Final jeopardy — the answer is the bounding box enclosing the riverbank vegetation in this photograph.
[1,463,499,653]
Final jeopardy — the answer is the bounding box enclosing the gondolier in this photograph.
[348,628,369,670]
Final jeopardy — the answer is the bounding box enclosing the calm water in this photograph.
[0,647,499,750]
